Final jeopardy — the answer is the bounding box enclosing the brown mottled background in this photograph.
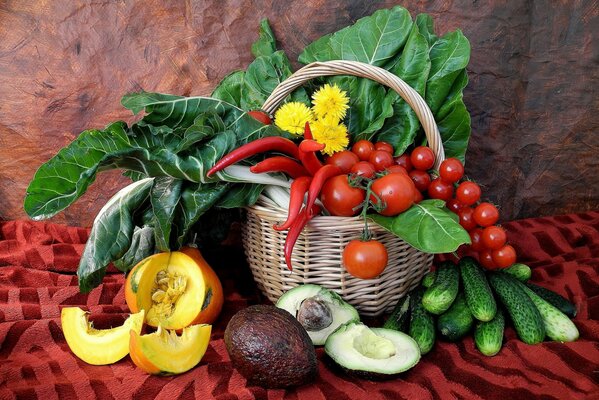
[0,0,597,226]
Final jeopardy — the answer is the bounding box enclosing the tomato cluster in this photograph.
[322,139,516,277]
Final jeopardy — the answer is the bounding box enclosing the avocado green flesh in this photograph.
[325,322,421,375]
[276,284,359,346]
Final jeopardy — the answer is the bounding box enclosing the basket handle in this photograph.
[261,60,445,167]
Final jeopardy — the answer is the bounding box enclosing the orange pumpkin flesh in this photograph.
[125,248,223,329]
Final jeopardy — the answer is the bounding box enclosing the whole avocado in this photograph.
[224,305,318,388]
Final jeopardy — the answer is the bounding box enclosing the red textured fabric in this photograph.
[1,214,598,399]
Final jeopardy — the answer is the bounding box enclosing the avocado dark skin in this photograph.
[224,305,318,388]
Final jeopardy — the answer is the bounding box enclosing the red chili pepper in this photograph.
[304,121,313,140]
[299,140,324,176]
[273,176,312,231]
[250,156,309,179]
[284,204,321,271]
[207,137,299,177]
[305,164,341,212]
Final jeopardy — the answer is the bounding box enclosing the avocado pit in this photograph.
[297,297,333,331]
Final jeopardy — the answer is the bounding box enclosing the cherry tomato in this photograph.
[326,150,359,174]
[446,198,464,214]
[481,226,507,250]
[342,239,388,279]
[386,165,408,175]
[428,178,454,201]
[455,181,481,206]
[410,146,435,171]
[370,173,416,216]
[469,228,485,252]
[374,141,394,154]
[320,175,365,217]
[491,244,517,268]
[350,161,376,179]
[394,154,412,171]
[409,170,432,192]
[458,207,478,231]
[369,150,394,171]
[413,188,424,204]
[352,140,375,161]
[478,249,497,269]
[439,158,465,183]
[248,110,272,125]
[473,202,500,227]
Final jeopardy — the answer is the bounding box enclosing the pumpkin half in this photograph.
[61,307,144,365]
[125,247,223,329]
[129,324,212,375]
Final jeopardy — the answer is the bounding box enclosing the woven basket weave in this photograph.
[242,60,444,317]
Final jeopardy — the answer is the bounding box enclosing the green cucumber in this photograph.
[504,263,532,282]
[383,294,411,332]
[422,261,459,315]
[409,288,436,355]
[525,283,577,318]
[474,308,505,356]
[517,281,579,342]
[488,272,545,344]
[422,270,436,288]
[459,257,497,322]
[437,292,474,341]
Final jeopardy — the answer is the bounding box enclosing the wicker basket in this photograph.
[242,60,445,317]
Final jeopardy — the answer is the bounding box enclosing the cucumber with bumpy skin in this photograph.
[504,263,532,282]
[474,308,505,356]
[383,294,411,332]
[422,261,459,315]
[437,292,474,341]
[488,272,545,344]
[422,270,436,288]
[525,282,577,318]
[409,288,436,355]
[460,257,497,322]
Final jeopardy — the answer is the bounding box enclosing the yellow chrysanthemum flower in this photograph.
[311,83,349,121]
[311,117,349,156]
[274,102,313,136]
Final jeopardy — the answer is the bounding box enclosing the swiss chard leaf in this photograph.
[251,19,277,58]
[113,226,155,272]
[369,199,470,253]
[211,70,245,108]
[150,177,183,251]
[216,183,264,208]
[78,178,154,292]
[415,14,438,46]
[435,70,471,161]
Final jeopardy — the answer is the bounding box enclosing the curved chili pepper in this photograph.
[207,137,299,177]
[304,121,313,140]
[299,139,324,176]
[273,176,312,231]
[305,164,341,212]
[284,204,321,271]
[250,156,309,179]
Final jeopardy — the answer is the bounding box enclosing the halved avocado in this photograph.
[276,284,359,345]
[325,322,421,379]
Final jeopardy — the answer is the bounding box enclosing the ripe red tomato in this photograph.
[473,202,500,227]
[409,170,432,192]
[386,165,408,175]
[413,188,424,204]
[394,154,412,171]
[326,150,359,174]
[350,161,376,178]
[458,207,478,231]
[410,146,435,171]
[342,239,388,279]
[469,228,485,252]
[351,140,375,161]
[369,150,394,171]
[248,110,272,125]
[374,141,394,154]
[439,158,465,183]
[455,181,481,206]
[481,226,507,250]
[428,178,454,201]
[446,198,464,214]
[491,244,517,268]
[320,175,365,217]
[370,173,416,216]
[478,249,497,269]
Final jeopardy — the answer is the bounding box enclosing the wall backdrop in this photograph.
[0,0,597,226]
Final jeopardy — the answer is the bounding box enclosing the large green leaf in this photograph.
[78,178,154,292]
[150,177,183,251]
[216,183,264,208]
[251,19,277,58]
[415,14,438,46]
[369,199,470,253]
[211,71,245,107]
[435,70,471,161]
[113,226,155,272]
